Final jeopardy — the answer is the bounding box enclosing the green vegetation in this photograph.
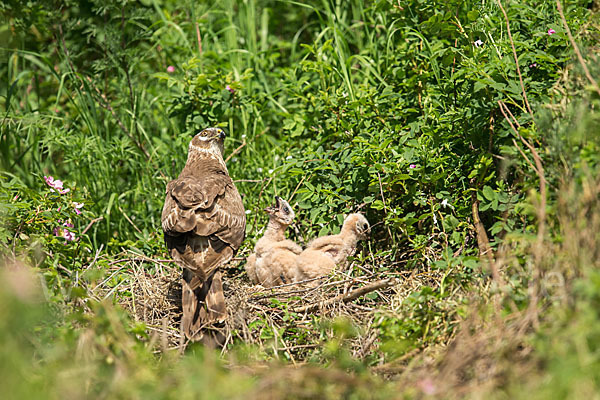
[1,0,600,397]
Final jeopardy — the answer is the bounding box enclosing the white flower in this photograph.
[268,169,274,174]
[257,167,263,173]
[474,39,483,47]
[245,210,251,214]
[441,199,449,208]
[433,214,438,225]
[286,156,293,160]
[241,134,247,139]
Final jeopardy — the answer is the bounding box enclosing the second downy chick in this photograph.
[245,196,302,287]
[294,213,370,282]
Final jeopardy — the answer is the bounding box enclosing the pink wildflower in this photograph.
[409,164,416,169]
[44,175,70,194]
[44,175,56,187]
[548,28,556,35]
[529,62,537,68]
[167,65,175,73]
[226,85,235,94]
[53,224,76,242]
[73,202,84,215]
[64,230,76,241]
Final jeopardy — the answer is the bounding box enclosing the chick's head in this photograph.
[265,196,295,225]
[343,213,370,240]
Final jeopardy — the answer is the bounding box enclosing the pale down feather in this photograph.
[246,196,301,287]
[294,213,370,283]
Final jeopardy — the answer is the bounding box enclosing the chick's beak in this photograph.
[219,130,227,140]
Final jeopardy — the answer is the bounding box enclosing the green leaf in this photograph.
[482,185,495,201]
[467,10,479,21]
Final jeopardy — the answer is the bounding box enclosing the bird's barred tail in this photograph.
[181,269,227,345]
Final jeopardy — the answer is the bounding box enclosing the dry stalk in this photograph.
[556,0,600,97]
[498,100,546,330]
[496,0,534,116]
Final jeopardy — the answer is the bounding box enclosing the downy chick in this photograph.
[245,196,302,287]
[294,213,370,282]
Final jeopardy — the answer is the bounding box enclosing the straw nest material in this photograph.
[95,251,444,358]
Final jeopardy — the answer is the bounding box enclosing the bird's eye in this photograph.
[362,223,368,230]
[283,206,290,214]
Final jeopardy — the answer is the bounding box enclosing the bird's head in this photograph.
[189,127,227,156]
[342,213,370,240]
[265,196,295,225]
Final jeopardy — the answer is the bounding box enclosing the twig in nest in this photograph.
[291,278,397,313]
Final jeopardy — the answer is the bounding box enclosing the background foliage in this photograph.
[1,0,600,397]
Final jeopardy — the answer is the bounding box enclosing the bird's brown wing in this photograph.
[161,175,227,235]
[161,170,246,340]
[163,173,245,269]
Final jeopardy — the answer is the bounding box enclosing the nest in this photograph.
[96,251,443,359]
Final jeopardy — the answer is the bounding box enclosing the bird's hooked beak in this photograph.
[199,127,226,140]
[264,196,281,214]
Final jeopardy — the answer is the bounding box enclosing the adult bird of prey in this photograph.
[161,127,246,343]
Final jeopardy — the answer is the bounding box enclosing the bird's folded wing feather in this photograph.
[203,182,246,249]
[161,175,228,235]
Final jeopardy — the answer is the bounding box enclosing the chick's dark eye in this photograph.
[362,223,368,229]
[283,207,290,214]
